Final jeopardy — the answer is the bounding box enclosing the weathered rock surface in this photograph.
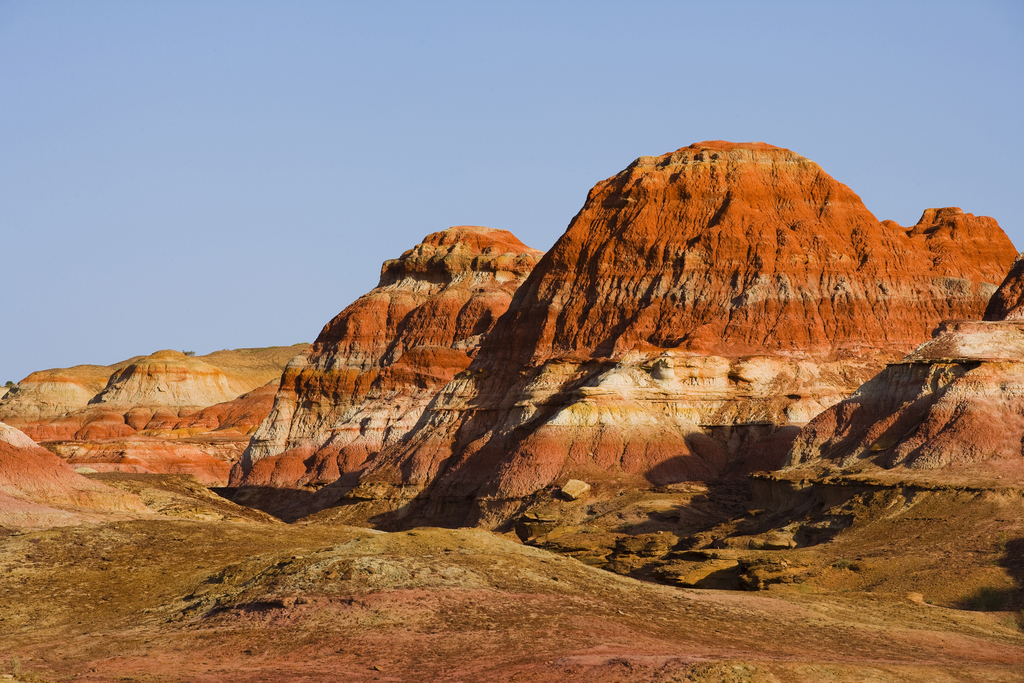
[340,141,1015,527]
[0,347,306,484]
[92,350,238,407]
[48,439,236,486]
[231,226,543,488]
[0,362,136,423]
[985,252,1024,321]
[784,254,1024,482]
[0,348,303,432]
[0,422,148,526]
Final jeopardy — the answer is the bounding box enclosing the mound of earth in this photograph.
[0,422,148,527]
[0,346,307,485]
[231,226,543,489]
[328,141,1015,528]
[2,346,304,425]
[783,252,1024,484]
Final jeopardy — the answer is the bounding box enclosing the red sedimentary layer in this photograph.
[785,252,1024,482]
[0,422,148,526]
[340,141,1015,525]
[0,348,304,484]
[232,226,544,487]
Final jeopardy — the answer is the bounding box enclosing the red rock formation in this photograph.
[48,439,235,486]
[0,347,306,483]
[785,254,1024,483]
[0,422,148,526]
[145,380,281,437]
[34,383,279,487]
[984,253,1024,321]
[232,226,543,487]
[342,142,1015,526]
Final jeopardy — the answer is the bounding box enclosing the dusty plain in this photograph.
[1,473,1022,682]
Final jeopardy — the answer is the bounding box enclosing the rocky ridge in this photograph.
[231,226,543,488]
[322,141,1015,527]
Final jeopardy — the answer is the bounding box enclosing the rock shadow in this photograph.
[958,536,1024,612]
[214,485,320,523]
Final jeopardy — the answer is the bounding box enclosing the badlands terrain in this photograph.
[2,141,1023,681]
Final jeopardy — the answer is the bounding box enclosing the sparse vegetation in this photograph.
[183,350,196,357]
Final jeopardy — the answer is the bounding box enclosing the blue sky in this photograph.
[2,1,1022,383]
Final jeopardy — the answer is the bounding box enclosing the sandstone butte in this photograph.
[230,226,544,489]
[0,345,307,485]
[0,421,148,527]
[311,141,1016,528]
[783,251,1024,485]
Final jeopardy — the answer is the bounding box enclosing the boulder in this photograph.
[560,479,591,500]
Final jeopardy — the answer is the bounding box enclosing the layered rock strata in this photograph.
[784,253,1024,484]
[338,141,1015,526]
[0,346,306,484]
[0,422,148,527]
[0,346,305,439]
[231,226,544,488]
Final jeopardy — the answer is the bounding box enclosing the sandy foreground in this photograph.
[2,474,1023,683]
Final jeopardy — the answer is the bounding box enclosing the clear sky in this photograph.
[2,1,1022,384]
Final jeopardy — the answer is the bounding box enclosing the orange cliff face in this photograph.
[484,144,1011,365]
[230,226,544,488]
[784,251,1024,485]
[335,141,1016,527]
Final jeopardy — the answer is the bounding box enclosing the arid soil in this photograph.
[1,474,1022,682]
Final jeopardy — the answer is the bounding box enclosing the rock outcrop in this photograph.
[785,252,1024,484]
[231,226,544,488]
[984,252,1024,321]
[0,363,135,423]
[336,141,1015,526]
[0,422,148,526]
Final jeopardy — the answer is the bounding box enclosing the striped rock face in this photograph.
[231,226,544,488]
[0,348,306,486]
[785,254,1024,485]
[984,252,1024,321]
[0,421,148,527]
[339,141,1016,527]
